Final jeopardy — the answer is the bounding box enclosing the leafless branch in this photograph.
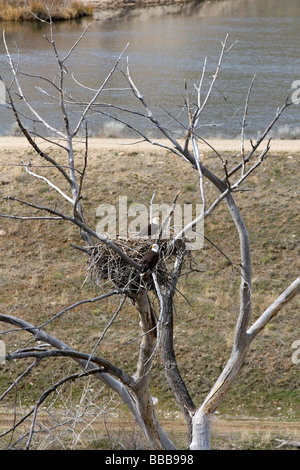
[72,43,129,138]
[156,191,180,244]
[247,277,300,340]
[24,162,74,204]
[227,97,293,180]
[83,295,127,372]
[240,74,256,175]
[0,213,61,220]
[37,290,125,330]
[1,195,142,270]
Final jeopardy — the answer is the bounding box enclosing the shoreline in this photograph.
[89,0,219,21]
[0,136,299,153]
[85,0,204,11]
[0,1,211,22]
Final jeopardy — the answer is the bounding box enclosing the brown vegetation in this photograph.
[0,143,299,427]
[0,0,93,21]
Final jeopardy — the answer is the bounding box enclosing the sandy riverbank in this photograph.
[0,136,299,153]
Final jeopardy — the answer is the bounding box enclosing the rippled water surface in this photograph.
[0,0,299,138]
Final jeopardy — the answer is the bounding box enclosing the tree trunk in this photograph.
[131,290,176,450]
[190,346,250,449]
[189,410,212,450]
[161,290,195,441]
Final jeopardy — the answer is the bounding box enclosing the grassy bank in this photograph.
[0,142,299,449]
[0,0,94,21]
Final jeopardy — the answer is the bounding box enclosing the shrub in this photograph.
[0,0,93,21]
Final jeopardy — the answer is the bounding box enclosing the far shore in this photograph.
[0,136,299,153]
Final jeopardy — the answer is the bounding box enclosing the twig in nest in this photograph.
[87,238,186,294]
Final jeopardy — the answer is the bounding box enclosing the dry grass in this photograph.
[0,0,94,21]
[0,144,299,449]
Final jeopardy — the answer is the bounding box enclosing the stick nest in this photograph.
[87,238,186,294]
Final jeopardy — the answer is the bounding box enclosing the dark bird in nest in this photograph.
[141,243,160,273]
[138,216,160,238]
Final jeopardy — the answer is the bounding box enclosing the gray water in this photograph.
[0,0,300,139]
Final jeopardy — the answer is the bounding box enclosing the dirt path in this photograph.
[0,404,299,449]
[0,136,299,153]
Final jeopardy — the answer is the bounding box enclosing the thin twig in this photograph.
[83,295,127,372]
[38,291,124,329]
[24,162,74,204]
[240,74,256,176]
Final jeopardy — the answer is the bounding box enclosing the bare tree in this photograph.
[0,15,299,450]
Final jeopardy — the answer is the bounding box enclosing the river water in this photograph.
[0,0,299,139]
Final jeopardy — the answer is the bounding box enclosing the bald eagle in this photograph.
[138,217,160,238]
[141,244,159,273]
